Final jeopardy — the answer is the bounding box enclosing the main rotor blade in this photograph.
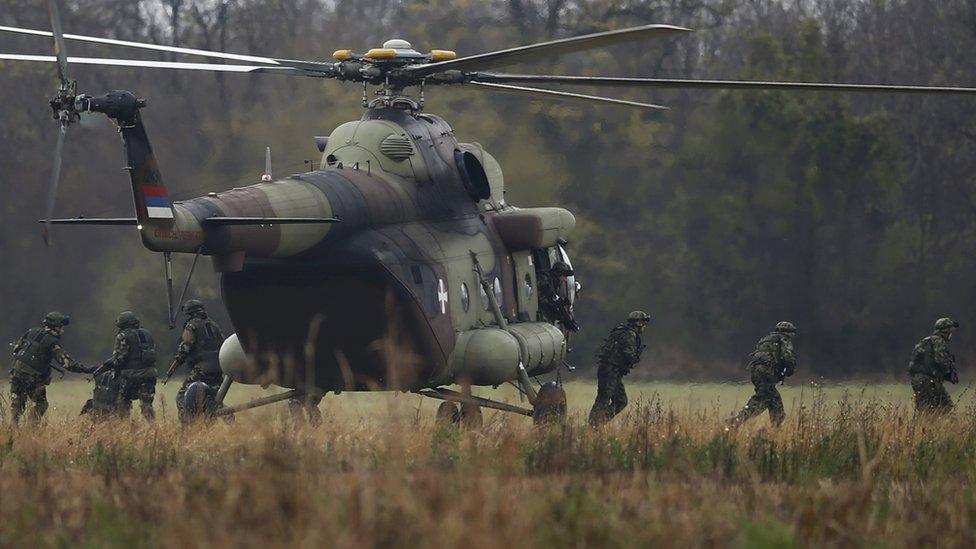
[407,24,691,77]
[0,54,320,75]
[0,24,332,71]
[46,0,69,88]
[471,74,976,95]
[467,81,668,110]
[43,120,68,246]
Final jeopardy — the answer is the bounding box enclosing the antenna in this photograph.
[261,146,272,182]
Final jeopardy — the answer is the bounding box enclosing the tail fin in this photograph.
[84,90,174,224]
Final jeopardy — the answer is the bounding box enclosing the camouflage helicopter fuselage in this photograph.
[121,98,575,393]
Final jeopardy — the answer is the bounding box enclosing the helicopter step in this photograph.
[419,385,569,425]
[419,387,532,417]
[211,389,300,418]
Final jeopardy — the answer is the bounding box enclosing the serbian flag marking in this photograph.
[143,185,174,219]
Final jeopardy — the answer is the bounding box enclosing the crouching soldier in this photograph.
[588,311,650,426]
[79,369,125,420]
[729,321,798,427]
[99,311,158,420]
[167,300,224,420]
[8,312,86,423]
[908,317,960,413]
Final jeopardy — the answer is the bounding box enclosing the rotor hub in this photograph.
[382,38,412,50]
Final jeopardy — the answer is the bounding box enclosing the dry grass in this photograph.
[2,380,976,548]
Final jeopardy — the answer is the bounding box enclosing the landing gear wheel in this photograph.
[435,401,461,425]
[458,402,483,429]
[533,382,567,425]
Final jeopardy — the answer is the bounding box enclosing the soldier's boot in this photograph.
[30,396,49,423]
[728,399,765,428]
[768,394,786,427]
[10,393,27,424]
[611,385,629,419]
[588,402,612,427]
[140,399,156,421]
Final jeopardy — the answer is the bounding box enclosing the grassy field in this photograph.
[2,379,976,547]
[9,377,940,422]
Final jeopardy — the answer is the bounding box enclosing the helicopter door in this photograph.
[554,244,578,306]
[535,244,577,308]
[511,250,537,322]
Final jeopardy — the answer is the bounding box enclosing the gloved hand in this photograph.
[66,363,92,374]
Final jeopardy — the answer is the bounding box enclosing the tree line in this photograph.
[1,0,975,379]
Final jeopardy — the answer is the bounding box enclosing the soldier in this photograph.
[168,300,225,420]
[588,310,650,426]
[288,391,324,425]
[537,261,579,332]
[908,317,960,413]
[99,311,158,420]
[729,321,798,427]
[8,312,86,423]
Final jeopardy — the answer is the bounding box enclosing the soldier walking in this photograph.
[99,311,158,420]
[168,300,225,420]
[8,312,86,423]
[588,310,650,426]
[908,317,960,413]
[729,321,798,427]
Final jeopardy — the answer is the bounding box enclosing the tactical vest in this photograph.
[597,324,641,366]
[121,327,157,376]
[186,317,223,374]
[11,328,58,377]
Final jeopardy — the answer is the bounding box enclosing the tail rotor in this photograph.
[42,0,83,245]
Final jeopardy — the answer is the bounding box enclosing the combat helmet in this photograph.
[115,311,140,329]
[775,321,797,334]
[43,311,70,328]
[627,310,651,324]
[182,299,206,316]
[551,261,574,276]
[934,317,960,332]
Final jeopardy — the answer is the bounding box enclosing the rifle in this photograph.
[163,359,181,384]
[50,362,66,379]
[946,357,960,385]
[89,360,116,377]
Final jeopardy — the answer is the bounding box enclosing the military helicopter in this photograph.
[4,1,976,423]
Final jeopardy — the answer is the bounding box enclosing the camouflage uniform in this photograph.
[537,262,579,332]
[589,311,649,426]
[731,322,798,427]
[173,301,225,419]
[102,312,158,420]
[8,312,80,423]
[909,318,959,413]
